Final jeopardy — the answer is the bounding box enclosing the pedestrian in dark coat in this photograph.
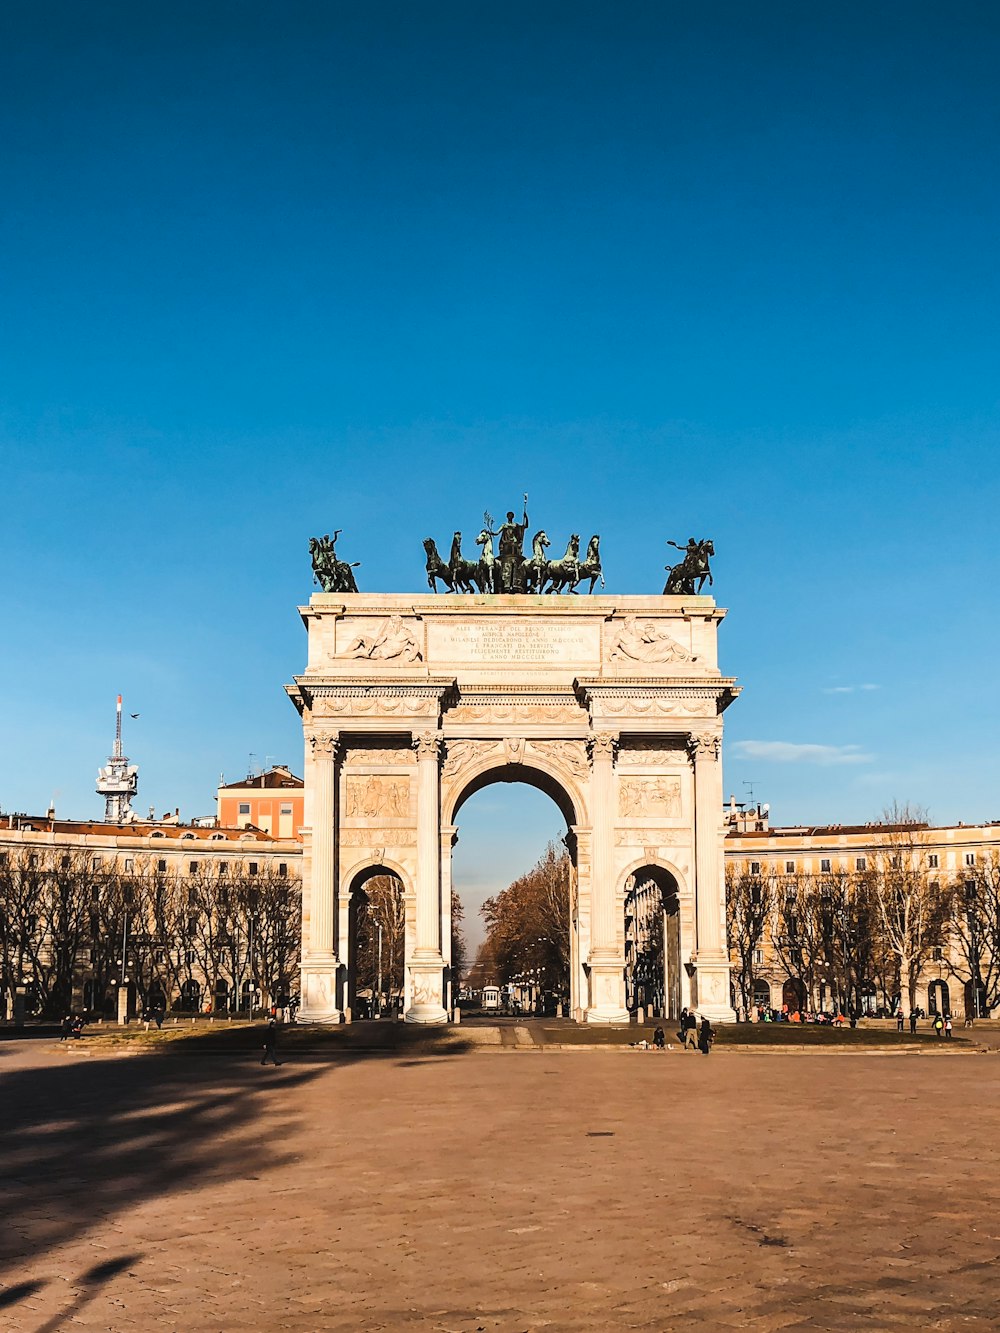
[698,1017,714,1055]
[260,1018,282,1066]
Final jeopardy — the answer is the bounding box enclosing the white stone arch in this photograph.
[340,853,413,900]
[442,753,586,830]
[617,853,688,899]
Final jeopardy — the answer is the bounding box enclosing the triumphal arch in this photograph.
[287,579,739,1024]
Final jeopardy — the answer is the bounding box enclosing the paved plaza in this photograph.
[2,1035,999,1331]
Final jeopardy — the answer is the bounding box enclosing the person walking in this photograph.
[944,1015,953,1040]
[684,1010,699,1051]
[933,1013,944,1039]
[909,1011,918,1035]
[698,1016,714,1055]
[896,1010,904,1033]
[260,1017,282,1066]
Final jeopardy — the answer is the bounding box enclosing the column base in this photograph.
[299,958,343,1024]
[692,954,737,1023]
[404,954,448,1025]
[585,956,629,1025]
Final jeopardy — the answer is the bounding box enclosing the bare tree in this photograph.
[725,859,775,1017]
[479,841,571,1006]
[948,853,1000,1018]
[820,867,879,1019]
[868,803,953,1017]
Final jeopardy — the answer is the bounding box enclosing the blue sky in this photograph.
[2,2,1000,933]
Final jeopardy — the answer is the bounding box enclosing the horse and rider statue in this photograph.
[309,531,361,593]
[423,497,605,595]
[663,537,714,595]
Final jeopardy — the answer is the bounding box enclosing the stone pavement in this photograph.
[1,1036,999,1331]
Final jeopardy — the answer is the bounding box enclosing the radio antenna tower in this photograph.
[96,695,139,822]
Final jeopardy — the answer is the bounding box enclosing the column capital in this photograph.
[588,731,619,764]
[687,732,721,763]
[412,732,443,762]
[308,731,340,760]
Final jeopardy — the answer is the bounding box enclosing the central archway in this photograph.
[448,760,583,1020]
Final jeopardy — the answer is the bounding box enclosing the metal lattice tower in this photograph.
[96,695,139,822]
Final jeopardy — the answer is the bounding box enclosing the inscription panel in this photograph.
[427,620,600,667]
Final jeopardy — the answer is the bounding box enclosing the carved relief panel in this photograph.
[344,775,411,820]
[618,775,682,819]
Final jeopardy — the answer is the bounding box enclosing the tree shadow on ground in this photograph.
[0,1021,470,1297]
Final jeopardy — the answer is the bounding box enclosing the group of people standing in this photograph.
[649,1008,714,1053]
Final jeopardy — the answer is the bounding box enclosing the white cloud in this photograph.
[730,740,873,766]
[822,683,881,695]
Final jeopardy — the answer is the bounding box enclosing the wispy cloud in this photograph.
[731,740,873,766]
[822,683,881,695]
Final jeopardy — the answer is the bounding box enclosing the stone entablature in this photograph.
[287,593,740,1026]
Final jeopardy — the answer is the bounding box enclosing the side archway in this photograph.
[343,862,408,1019]
[622,863,684,1021]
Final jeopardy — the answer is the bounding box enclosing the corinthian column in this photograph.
[689,731,735,1022]
[405,732,447,1024]
[585,731,629,1024]
[299,731,342,1022]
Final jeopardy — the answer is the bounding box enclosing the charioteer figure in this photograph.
[310,529,361,593]
[663,536,714,596]
[497,494,529,594]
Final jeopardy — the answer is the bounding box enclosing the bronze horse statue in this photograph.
[543,534,580,593]
[574,534,604,593]
[663,538,714,595]
[449,532,482,593]
[423,537,455,592]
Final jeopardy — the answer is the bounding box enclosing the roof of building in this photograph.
[218,765,304,792]
[727,820,1000,841]
[0,814,284,843]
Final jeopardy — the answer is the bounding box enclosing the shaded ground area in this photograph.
[1,1032,999,1330]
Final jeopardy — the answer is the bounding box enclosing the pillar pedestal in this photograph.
[689,732,736,1023]
[585,732,629,1025]
[299,731,343,1023]
[404,733,448,1025]
[298,957,343,1024]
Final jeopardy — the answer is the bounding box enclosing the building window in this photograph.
[185,949,195,965]
[124,857,134,872]
[890,855,902,869]
[218,861,228,876]
[238,803,251,816]
[189,861,198,875]
[928,853,939,869]
[92,856,101,870]
[278,863,287,878]
[187,916,198,936]
[157,859,167,873]
[155,950,165,964]
[820,858,831,873]
[785,861,795,875]
[249,862,258,876]
[855,857,867,871]
[965,852,976,867]
[280,804,293,816]
[750,861,760,875]
[754,949,763,966]
[61,854,71,869]
[933,947,943,962]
